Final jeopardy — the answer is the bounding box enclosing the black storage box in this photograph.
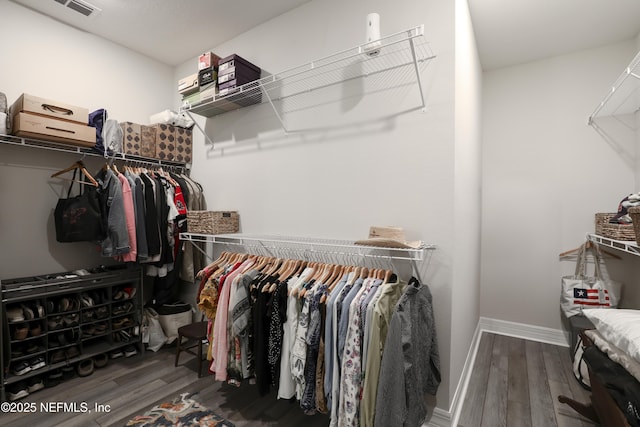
[218,54,261,77]
[198,67,217,87]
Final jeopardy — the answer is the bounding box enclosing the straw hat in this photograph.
[354,226,422,249]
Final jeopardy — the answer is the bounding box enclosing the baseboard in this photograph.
[432,317,570,426]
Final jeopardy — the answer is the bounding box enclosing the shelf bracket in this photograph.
[258,81,290,134]
[184,110,215,148]
[409,35,427,112]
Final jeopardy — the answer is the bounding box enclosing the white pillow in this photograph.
[583,309,640,365]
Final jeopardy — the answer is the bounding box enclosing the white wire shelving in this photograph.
[181,25,435,144]
[0,133,189,170]
[588,49,640,127]
[588,233,640,256]
[180,232,434,263]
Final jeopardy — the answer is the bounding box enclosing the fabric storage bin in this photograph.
[154,123,176,161]
[187,211,239,234]
[140,125,156,158]
[120,122,141,156]
[174,127,192,164]
[594,212,636,241]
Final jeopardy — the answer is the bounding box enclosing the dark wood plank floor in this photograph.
[459,333,597,427]
[3,332,596,427]
[2,345,330,426]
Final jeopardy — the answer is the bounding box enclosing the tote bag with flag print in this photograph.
[561,242,622,318]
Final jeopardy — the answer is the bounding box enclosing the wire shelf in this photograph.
[181,25,435,121]
[588,49,640,126]
[0,134,189,170]
[588,233,640,256]
[180,232,434,262]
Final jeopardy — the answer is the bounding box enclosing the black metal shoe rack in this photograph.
[0,265,144,402]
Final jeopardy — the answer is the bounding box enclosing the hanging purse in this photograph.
[560,243,622,318]
[54,168,105,243]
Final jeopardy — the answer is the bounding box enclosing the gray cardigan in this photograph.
[374,277,441,427]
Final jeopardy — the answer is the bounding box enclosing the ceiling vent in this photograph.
[53,0,101,18]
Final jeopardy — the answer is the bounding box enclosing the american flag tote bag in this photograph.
[560,243,622,317]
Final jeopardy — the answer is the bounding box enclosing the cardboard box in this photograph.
[198,67,217,87]
[120,122,141,156]
[178,73,199,96]
[154,123,176,161]
[174,127,192,164]
[199,52,221,70]
[11,93,88,125]
[140,125,156,158]
[218,54,260,77]
[12,112,95,147]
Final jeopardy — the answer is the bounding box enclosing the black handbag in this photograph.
[54,169,105,243]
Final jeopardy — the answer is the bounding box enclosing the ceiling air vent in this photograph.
[53,0,101,18]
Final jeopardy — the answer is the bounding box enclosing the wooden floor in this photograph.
[459,333,597,427]
[3,345,330,427]
[3,333,596,427]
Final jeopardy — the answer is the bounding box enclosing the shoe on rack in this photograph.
[123,287,137,300]
[29,355,46,370]
[12,323,29,340]
[65,346,80,359]
[61,365,76,381]
[57,297,70,313]
[50,349,66,364]
[29,322,42,337]
[93,353,109,369]
[27,376,45,393]
[11,360,31,376]
[82,309,95,322]
[21,304,34,320]
[44,370,62,388]
[7,381,29,401]
[113,289,125,301]
[11,344,25,359]
[110,349,124,359]
[76,359,94,377]
[112,318,125,329]
[95,306,109,319]
[47,315,63,331]
[7,305,25,322]
[93,322,108,335]
[25,342,42,355]
[62,313,79,327]
[80,294,94,308]
[32,301,45,318]
[124,345,137,358]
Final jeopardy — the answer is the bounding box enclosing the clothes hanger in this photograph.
[51,160,99,187]
[559,240,621,260]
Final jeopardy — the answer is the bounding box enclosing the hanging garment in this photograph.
[374,278,441,427]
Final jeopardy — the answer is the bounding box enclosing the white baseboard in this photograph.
[427,317,570,426]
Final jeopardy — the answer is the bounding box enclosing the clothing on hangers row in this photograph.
[196,251,441,427]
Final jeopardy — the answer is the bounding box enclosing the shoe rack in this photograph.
[0,265,143,402]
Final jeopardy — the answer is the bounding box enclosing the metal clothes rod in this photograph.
[180,232,434,262]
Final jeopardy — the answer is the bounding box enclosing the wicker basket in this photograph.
[628,207,640,244]
[187,211,239,234]
[594,212,636,241]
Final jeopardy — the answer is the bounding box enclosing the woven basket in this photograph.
[628,207,640,244]
[187,211,239,234]
[594,212,636,241]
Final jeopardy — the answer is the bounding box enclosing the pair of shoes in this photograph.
[66,346,80,359]
[7,381,29,401]
[62,313,79,327]
[12,323,29,340]
[50,349,66,364]
[124,345,137,358]
[27,375,44,393]
[25,342,43,355]
[30,356,46,370]
[30,322,42,337]
[21,304,35,320]
[80,294,94,308]
[110,349,124,359]
[113,302,134,316]
[93,353,109,368]
[11,361,31,376]
[44,369,63,388]
[7,305,25,322]
[47,316,63,331]
[76,359,94,377]
[95,306,109,319]
[123,287,137,300]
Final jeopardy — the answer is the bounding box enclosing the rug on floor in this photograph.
[125,392,235,426]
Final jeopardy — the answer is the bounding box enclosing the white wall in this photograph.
[0,1,174,278]
[481,40,640,332]
[450,0,482,413]
[180,0,464,416]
